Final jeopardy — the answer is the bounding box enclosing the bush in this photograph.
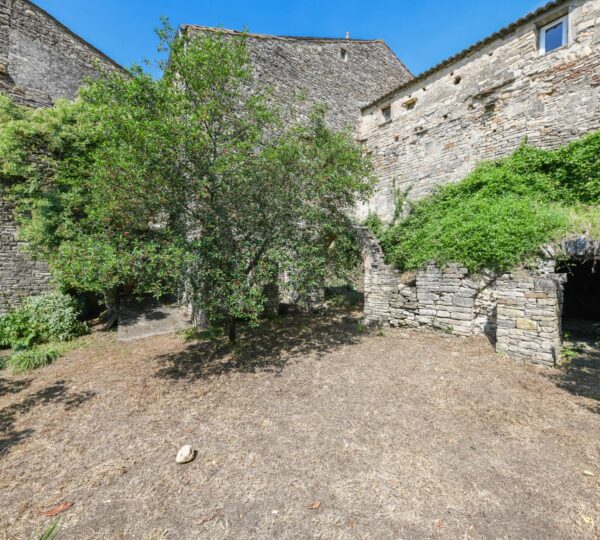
[0,292,87,349]
[378,131,600,273]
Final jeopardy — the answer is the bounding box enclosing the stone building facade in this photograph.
[358,0,600,220]
[183,26,412,131]
[0,0,121,107]
[0,0,122,313]
[0,4,411,314]
[359,0,600,365]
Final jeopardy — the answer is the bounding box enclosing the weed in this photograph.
[37,519,60,540]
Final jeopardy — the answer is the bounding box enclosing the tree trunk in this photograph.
[227,317,236,343]
[102,288,120,330]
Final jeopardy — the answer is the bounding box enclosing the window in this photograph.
[381,106,392,123]
[340,48,348,62]
[539,15,568,54]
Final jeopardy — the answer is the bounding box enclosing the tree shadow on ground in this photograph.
[548,347,600,415]
[0,380,96,457]
[154,311,364,382]
[0,375,32,398]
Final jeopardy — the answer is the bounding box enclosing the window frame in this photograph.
[539,14,569,55]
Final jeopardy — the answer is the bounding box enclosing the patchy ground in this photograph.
[1,313,599,539]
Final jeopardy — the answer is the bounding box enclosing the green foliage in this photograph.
[37,519,60,540]
[363,212,385,239]
[0,25,373,340]
[379,132,600,273]
[6,345,61,373]
[0,292,87,349]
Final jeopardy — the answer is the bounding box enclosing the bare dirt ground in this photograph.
[1,312,600,539]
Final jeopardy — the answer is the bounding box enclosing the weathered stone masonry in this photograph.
[183,26,413,131]
[359,0,600,365]
[0,6,412,313]
[0,0,121,108]
[0,201,52,312]
[0,0,121,313]
[359,0,600,220]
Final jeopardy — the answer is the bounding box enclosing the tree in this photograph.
[0,25,374,340]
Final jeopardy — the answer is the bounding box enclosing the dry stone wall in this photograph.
[361,229,566,366]
[357,226,399,325]
[358,0,600,220]
[496,271,564,367]
[390,263,498,338]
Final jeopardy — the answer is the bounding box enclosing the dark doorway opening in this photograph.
[555,259,600,410]
[561,260,600,328]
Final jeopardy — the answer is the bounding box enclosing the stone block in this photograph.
[516,318,538,331]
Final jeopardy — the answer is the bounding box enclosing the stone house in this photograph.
[181,25,413,131]
[358,0,600,366]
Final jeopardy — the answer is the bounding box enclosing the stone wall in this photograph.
[358,0,600,220]
[357,227,399,325]
[0,202,52,314]
[360,226,567,366]
[0,0,122,312]
[0,0,121,107]
[496,271,564,367]
[389,263,498,338]
[184,26,413,131]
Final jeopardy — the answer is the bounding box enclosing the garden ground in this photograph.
[1,312,599,539]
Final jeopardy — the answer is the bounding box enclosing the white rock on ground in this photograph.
[176,445,195,464]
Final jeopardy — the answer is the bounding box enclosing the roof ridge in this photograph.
[362,0,569,110]
[182,24,385,43]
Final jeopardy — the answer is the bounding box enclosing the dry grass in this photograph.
[1,312,599,539]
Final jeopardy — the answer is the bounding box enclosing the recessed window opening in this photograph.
[539,14,568,55]
[381,106,392,122]
[340,48,348,62]
[454,75,462,85]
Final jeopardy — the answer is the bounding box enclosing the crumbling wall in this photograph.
[362,239,565,366]
[496,271,564,367]
[359,0,600,220]
[390,263,498,337]
[357,227,399,325]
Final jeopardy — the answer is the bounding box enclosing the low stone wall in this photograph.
[496,271,564,367]
[361,229,565,366]
[390,263,498,337]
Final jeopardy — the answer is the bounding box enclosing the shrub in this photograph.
[378,131,600,273]
[0,292,87,349]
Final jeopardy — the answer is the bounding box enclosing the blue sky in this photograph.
[35,0,547,76]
